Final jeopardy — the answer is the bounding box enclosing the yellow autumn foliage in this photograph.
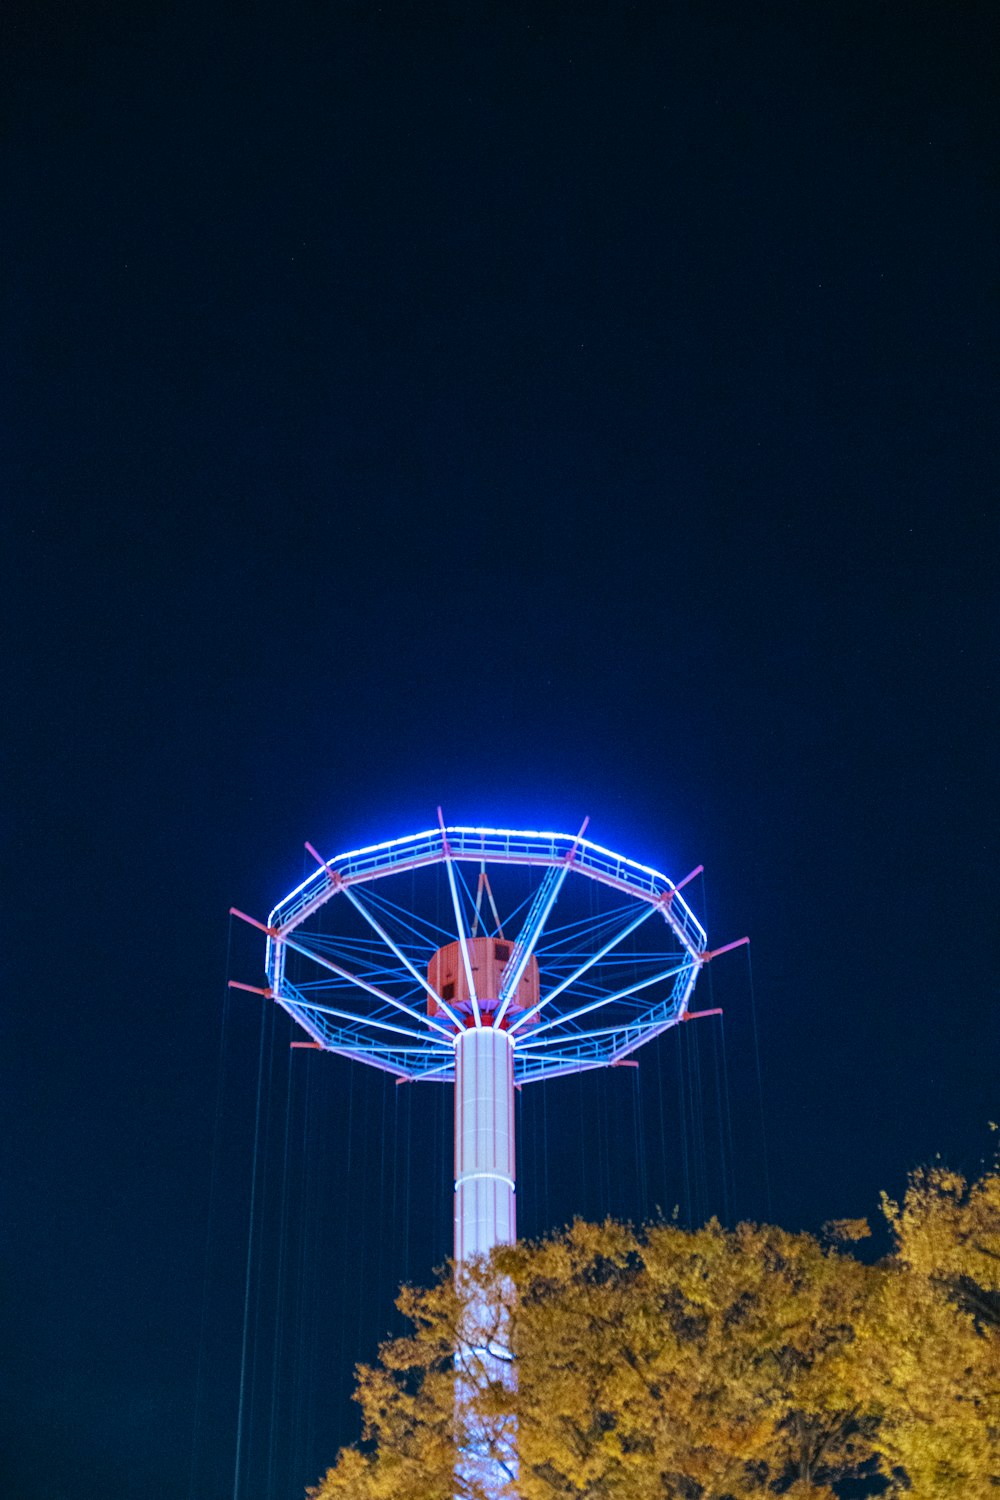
[309,1158,1000,1500]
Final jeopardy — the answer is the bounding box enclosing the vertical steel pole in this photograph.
[454,1027,516,1260]
[453,1026,516,1498]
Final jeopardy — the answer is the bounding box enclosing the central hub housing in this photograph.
[428,935,539,1028]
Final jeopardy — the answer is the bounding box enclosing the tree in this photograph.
[869,1154,1000,1497]
[881,1149,1000,1329]
[500,1217,879,1499]
[309,1160,1000,1500]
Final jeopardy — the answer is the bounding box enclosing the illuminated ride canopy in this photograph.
[246,821,718,1086]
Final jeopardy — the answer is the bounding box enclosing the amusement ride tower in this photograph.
[230,815,745,1490]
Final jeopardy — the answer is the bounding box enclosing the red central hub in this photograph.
[428,935,539,1028]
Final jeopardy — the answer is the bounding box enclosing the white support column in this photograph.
[453,1027,517,1498]
[454,1027,516,1262]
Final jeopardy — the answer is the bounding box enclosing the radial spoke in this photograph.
[532,900,637,951]
[493,866,562,1026]
[516,960,690,1042]
[442,820,481,1026]
[290,997,451,1046]
[281,931,454,1039]
[508,904,656,1034]
[357,885,456,948]
[342,885,466,1032]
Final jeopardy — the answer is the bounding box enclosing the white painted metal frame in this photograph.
[255,823,712,1087]
[267,824,706,952]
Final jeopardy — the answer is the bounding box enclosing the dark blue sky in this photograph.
[3,3,997,1498]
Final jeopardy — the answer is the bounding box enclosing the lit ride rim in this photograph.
[264,824,709,1085]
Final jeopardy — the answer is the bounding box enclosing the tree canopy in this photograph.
[309,1157,1000,1500]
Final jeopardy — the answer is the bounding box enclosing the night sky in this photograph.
[3,3,997,1498]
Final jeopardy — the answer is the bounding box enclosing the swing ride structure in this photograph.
[229,814,747,1493]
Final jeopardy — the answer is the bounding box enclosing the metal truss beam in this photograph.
[288,996,452,1047]
[267,825,708,958]
[512,959,692,1048]
[493,818,588,1029]
[342,885,466,1032]
[439,808,481,1027]
[508,903,655,1034]
[280,931,454,1039]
